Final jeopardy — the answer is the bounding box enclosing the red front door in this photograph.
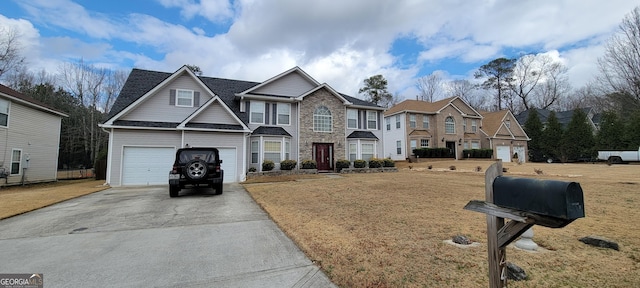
[313,143,333,172]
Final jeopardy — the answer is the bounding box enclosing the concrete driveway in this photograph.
[0,183,335,287]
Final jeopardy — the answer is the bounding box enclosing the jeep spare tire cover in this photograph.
[185,159,208,180]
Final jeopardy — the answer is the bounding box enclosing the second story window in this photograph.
[471,120,477,132]
[250,101,265,124]
[385,118,390,131]
[347,109,358,129]
[277,103,290,125]
[463,119,467,132]
[506,119,511,128]
[0,99,9,127]
[314,106,332,132]
[409,114,416,128]
[176,89,194,107]
[367,111,377,130]
[422,114,429,129]
[445,116,455,134]
[395,115,401,129]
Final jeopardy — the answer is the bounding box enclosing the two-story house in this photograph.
[0,84,68,186]
[383,97,483,160]
[480,110,530,162]
[100,66,384,186]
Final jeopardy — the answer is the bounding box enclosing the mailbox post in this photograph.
[464,162,585,288]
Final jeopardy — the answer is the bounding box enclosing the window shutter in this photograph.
[265,103,270,125]
[377,111,381,130]
[194,91,200,106]
[169,89,176,105]
[245,101,250,114]
[272,103,277,124]
[358,110,363,129]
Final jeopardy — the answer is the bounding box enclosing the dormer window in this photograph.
[176,89,194,107]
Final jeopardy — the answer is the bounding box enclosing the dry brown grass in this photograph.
[0,179,109,219]
[244,160,640,287]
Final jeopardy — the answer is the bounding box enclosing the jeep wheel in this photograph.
[169,185,180,197]
[185,159,208,180]
[214,182,223,195]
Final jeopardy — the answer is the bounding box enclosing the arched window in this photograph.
[314,106,332,132]
[445,116,455,134]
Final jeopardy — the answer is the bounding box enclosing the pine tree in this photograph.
[623,110,640,150]
[542,111,563,161]
[523,109,544,161]
[595,111,624,150]
[562,109,595,161]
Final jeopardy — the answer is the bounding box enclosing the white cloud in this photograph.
[157,0,234,22]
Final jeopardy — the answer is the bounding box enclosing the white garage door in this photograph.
[496,146,511,163]
[122,147,175,186]
[218,148,236,183]
[513,146,525,163]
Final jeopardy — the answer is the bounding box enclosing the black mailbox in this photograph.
[493,176,585,220]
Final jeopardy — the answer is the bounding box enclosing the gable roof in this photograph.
[481,110,529,140]
[0,84,68,117]
[515,108,596,129]
[106,67,383,127]
[384,96,481,117]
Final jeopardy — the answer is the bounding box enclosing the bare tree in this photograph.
[597,6,640,102]
[416,72,443,102]
[445,79,485,110]
[0,27,25,80]
[532,61,571,110]
[103,70,129,113]
[511,54,547,110]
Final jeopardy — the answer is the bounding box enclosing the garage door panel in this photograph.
[496,146,511,163]
[122,147,175,186]
[218,148,236,183]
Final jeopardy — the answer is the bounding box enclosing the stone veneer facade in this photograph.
[298,89,346,163]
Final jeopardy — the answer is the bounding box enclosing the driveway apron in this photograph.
[0,183,335,287]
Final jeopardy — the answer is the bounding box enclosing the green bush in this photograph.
[353,159,367,168]
[248,167,257,173]
[413,148,454,158]
[280,160,297,170]
[462,149,493,158]
[336,159,351,171]
[368,158,383,168]
[383,158,395,167]
[262,160,275,171]
[301,159,317,169]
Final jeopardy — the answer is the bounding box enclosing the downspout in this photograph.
[101,127,112,186]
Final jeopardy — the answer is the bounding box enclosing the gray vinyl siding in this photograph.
[0,101,62,185]
[108,129,181,186]
[121,75,212,122]
[252,73,316,97]
[190,101,237,124]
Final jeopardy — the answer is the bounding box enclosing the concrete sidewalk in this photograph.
[0,183,335,287]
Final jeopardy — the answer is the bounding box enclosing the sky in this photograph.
[1,0,638,101]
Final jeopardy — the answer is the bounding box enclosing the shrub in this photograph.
[414,148,454,158]
[248,167,257,173]
[336,159,351,171]
[280,160,297,170]
[301,159,317,169]
[262,160,275,171]
[353,159,367,168]
[383,158,395,167]
[463,149,493,159]
[369,158,383,168]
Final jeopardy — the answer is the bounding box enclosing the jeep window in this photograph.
[179,150,215,163]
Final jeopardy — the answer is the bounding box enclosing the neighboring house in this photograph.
[0,84,68,186]
[100,66,384,186]
[383,97,483,160]
[480,110,530,163]
[515,108,598,131]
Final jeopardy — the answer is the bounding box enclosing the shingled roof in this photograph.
[384,97,455,116]
[106,68,379,125]
[0,84,68,117]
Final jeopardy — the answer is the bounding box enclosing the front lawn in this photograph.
[244,160,640,287]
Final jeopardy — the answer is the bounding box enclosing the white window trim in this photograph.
[349,143,358,162]
[250,101,265,124]
[409,114,416,128]
[366,110,377,130]
[313,106,332,133]
[445,116,455,134]
[471,120,477,132]
[0,99,9,128]
[263,140,283,164]
[395,115,401,129]
[396,140,402,155]
[385,117,391,131]
[11,148,22,175]
[176,89,194,107]
[251,140,259,164]
[422,115,429,129]
[420,139,429,148]
[277,103,291,125]
[347,109,358,129]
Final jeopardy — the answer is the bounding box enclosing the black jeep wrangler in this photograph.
[169,147,224,197]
